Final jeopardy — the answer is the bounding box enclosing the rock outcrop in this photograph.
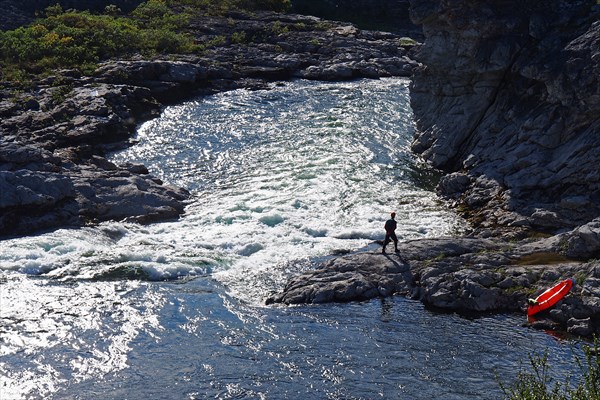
[268,226,600,336]
[0,11,417,238]
[408,0,600,232]
[0,83,188,236]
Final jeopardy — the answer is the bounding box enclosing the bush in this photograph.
[0,0,292,83]
[499,340,600,400]
[132,0,190,30]
[0,1,197,82]
[168,0,291,14]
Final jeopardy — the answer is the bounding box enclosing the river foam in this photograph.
[107,78,465,300]
[1,79,465,297]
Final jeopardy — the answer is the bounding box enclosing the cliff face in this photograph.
[408,0,600,232]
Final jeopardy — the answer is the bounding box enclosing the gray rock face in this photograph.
[267,252,412,304]
[268,236,600,337]
[0,80,188,237]
[561,218,600,260]
[408,0,600,232]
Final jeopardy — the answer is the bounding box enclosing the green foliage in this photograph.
[399,37,418,47]
[270,21,289,35]
[574,271,588,287]
[0,0,293,83]
[132,0,190,30]
[50,83,73,104]
[499,341,600,400]
[202,35,226,49]
[0,1,197,83]
[45,4,64,17]
[230,31,248,44]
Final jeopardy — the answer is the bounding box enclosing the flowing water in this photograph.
[0,78,585,399]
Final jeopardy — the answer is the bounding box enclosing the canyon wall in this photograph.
[408,0,600,232]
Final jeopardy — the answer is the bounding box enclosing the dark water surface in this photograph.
[0,79,583,399]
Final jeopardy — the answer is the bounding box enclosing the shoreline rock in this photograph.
[267,228,600,337]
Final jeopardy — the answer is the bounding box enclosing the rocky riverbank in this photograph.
[267,220,600,336]
[0,10,417,238]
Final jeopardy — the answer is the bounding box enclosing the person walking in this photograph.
[382,212,399,253]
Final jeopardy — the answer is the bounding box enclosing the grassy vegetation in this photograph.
[0,0,291,84]
[499,341,600,400]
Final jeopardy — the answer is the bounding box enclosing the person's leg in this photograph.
[392,232,398,252]
[383,233,390,253]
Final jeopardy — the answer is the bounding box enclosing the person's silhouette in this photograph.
[382,212,399,253]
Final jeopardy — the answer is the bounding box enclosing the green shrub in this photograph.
[270,21,289,35]
[230,31,248,44]
[0,1,197,82]
[0,0,292,83]
[132,0,190,30]
[167,0,291,14]
[499,340,600,400]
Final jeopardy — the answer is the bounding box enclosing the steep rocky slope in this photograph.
[409,0,600,233]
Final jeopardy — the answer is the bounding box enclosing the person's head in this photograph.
[390,212,396,219]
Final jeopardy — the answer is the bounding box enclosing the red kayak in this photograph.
[527,278,574,317]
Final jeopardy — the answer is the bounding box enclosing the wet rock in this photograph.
[567,317,593,337]
[269,234,600,337]
[267,252,410,304]
[529,319,562,332]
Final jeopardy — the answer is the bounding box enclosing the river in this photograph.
[0,78,584,399]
